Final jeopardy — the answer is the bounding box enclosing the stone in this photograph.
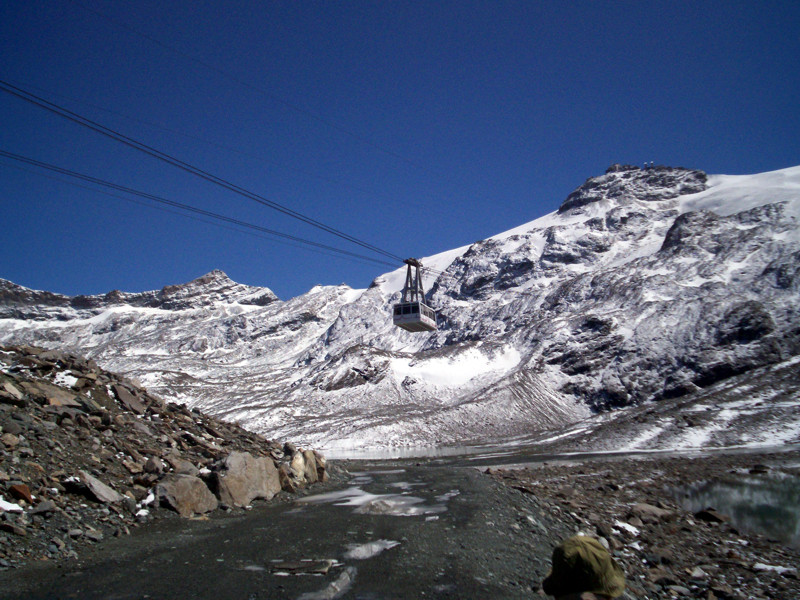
[695,508,729,523]
[165,454,198,476]
[278,463,297,493]
[85,529,103,542]
[144,456,163,474]
[211,451,281,507]
[20,380,82,408]
[290,451,307,481]
[0,381,25,405]
[8,483,33,504]
[29,500,57,515]
[156,474,218,517]
[302,449,318,484]
[1,432,20,448]
[667,585,691,595]
[112,384,146,415]
[122,459,144,474]
[630,502,673,523]
[79,470,124,504]
[0,522,27,536]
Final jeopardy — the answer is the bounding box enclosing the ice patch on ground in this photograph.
[297,566,357,600]
[53,371,78,388]
[343,540,400,560]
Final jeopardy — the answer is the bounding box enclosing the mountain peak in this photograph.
[155,270,277,309]
[558,164,708,214]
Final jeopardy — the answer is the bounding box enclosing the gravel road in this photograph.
[2,448,798,600]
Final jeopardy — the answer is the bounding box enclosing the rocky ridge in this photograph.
[0,345,329,568]
[0,269,277,321]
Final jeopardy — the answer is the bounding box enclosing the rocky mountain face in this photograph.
[1,164,798,454]
[0,345,329,567]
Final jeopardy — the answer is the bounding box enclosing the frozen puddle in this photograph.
[297,566,357,600]
[298,485,459,517]
[343,539,400,560]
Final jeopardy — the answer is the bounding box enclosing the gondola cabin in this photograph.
[393,301,437,332]
[393,258,437,332]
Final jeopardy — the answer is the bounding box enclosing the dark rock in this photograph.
[29,500,57,515]
[112,384,145,415]
[78,470,124,504]
[0,522,27,536]
[144,456,163,474]
[695,508,730,523]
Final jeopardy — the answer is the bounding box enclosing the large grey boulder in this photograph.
[211,451,281,507]
[156,474,218,517]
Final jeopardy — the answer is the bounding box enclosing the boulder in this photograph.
[156,474,218,517]
[1,433,20,448]
[302,450,318,484]
[314,451,329,482]
[290,451,307,481]
[144,456,164,474]
[278,463,297,493]
[211,451,281,507]
[695,507,730,523]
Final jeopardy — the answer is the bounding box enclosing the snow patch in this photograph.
[390,346,521,387]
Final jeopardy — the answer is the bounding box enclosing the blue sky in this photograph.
[1,1,799,300]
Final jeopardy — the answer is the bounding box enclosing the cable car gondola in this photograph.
[393,258,437,332]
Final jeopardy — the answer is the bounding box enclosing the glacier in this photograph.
[2,164,799,455]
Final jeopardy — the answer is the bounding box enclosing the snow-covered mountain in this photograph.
[2,164,799,455]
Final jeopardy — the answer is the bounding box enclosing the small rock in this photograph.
[8,483,33,504]
[1,433,20,448]
[630,502,673,523]
[85,530,103,542]
[0,522,27,536]
[78,470,124,504]
[695,508,730,523]
[29,500,57,515]
[144,456,163,475]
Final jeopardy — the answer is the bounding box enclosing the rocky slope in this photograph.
[0,345,330,567]
[489,450,800,600]
[1,164,798,454]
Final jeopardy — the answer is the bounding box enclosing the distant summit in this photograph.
[558,164,707,213]
[0,271,277,320]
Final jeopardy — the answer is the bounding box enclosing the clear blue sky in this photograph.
[2,1,799,300]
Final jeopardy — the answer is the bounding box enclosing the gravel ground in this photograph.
[488,449,800,599]
[2,450,797,599]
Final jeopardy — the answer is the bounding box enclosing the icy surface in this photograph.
[343,540,400,560]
